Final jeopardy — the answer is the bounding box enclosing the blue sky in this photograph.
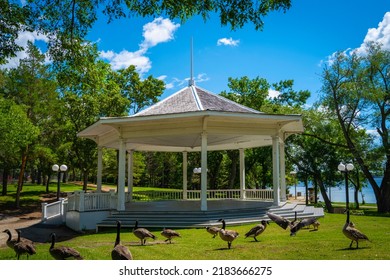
[5,1,390,106]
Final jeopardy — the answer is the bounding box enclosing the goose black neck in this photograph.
[16,230,21,242]
[115,222,121,246]
[221,220,226,230]
[4,230,11,241]
[346,210,350,224]
[50,234,56,249]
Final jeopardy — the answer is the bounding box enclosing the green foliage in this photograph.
[115,65,165,114]
[0,0,32,64]
[0,97,39,160]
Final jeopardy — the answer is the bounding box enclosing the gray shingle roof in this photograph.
[134,85,261,117]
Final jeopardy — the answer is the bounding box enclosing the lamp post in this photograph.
[290,171,297,199]
[52,164,68,201]
[337,162,354,210]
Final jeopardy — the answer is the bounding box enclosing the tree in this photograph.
[220,76,310,190]
[286,107,348,212]
[320,42,390,213]
[1,42,57,207]
[0,0,32,64]
[0,97,39,200]
[115,65,164,115]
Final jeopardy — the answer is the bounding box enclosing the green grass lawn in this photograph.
[1,212,390,260]
[1,183,390,260]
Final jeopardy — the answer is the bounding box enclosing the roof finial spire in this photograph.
[189,37,195,86]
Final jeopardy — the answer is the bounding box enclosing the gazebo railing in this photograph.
[67,190,117,211]
[131,189,273,201]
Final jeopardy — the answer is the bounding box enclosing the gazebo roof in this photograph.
[78,84,304,152]
[134,85,260,116]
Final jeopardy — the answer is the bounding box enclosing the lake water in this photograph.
[289,177,380,204]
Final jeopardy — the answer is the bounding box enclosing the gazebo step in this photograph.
[96,202,324,232]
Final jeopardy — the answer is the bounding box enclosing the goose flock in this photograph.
[2,210,370,259]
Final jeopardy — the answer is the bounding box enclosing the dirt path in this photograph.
[0,212,42,246]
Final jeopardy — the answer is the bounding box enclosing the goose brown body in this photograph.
[342,210,369,249]
[161,228,181,243]
[244,220,268,241]
[13,230,36,260]
[267,212,291,230]
[49,232,84,260]
[217,219,239,249]
[290,217,319,236]
[112,221,133,260]
[132,220,156,245]
[206,226,221,238]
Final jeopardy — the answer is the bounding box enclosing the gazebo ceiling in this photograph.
[77,85,304,152]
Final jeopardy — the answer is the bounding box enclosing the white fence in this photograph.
[41,198,67,222]
[67,190,117,212]
[41,188,274,222]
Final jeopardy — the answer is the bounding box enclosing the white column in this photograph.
[183,151,188,200]
[201,132,208,211]
[117,138,126,211]
[127,150,134,202]
[239,148,246,199]
[272,136,281,206]
[279,141,287,202]
[97,147,103,192]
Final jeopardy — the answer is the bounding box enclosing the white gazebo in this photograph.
[77,83,303,212]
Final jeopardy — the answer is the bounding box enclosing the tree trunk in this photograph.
[2,168,9,195]
[37,169,42,185]
[313,179,318,204]
[316,177,333,213]
[83,170,88,191]
[304,178,309,205]
[16,145,29,208]
[45,175,50,192]
[378,182,390,212]
[353,187,360,209]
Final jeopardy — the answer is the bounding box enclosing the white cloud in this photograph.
[100,17,180,74]
[163,73,210,90]
[100,49,151,73]
[1,31,49,69]
[217,37,240,47]
[268,89,281,99]
[323,12,390,65]
[356,12,390,55]
[140,17,180,50]
[321,12,390,66]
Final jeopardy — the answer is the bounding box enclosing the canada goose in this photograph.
[161,228,181,243]
[342,210,369,249]
[217,219,239,249]
[244,220,269,242]
[267,212,291,230]
[49,232,84,260]
[312,220,321,230]
[112,221,133,260]
[132,220,156,245]
[13,230,36,260]
[3,229,18,251]
[290,217,319,236]
[206,226,221,238]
